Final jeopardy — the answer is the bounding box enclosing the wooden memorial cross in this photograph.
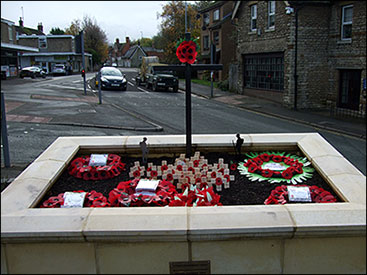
[153,32,223,157]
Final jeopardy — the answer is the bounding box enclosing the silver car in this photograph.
[52,64,67,76]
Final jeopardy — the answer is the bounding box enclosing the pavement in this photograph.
[178,80,366,140]
[1,77,366,190]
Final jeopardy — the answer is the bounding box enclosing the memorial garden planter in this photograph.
[1,133,365,274]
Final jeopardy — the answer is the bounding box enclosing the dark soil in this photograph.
[36,151,342,207]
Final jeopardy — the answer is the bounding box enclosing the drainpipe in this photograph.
[294,6,299,110]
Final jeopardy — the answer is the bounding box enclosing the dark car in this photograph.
[137,64,178,92]
[96,67,127,91]
[19,66,46,79]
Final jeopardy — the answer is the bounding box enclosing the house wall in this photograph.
[327,1,366,110]
[130,48,146,68]
[235,0,366,110]
[1,21,16,43]
[199,1,236,81]
[236,1,290,105]
[294,5,331,109]
[18,36,73,52]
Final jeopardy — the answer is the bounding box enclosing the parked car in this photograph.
[136,56,178,92]
[19,66,46,79]
[52,64,67,76]
[95,67,127,91]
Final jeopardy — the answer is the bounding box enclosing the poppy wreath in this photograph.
[176,39,199,64]
[238,152,314,184]
[68,154,126,181]
[264,185,337,205]
[41,190,110,208]
[108,179,178,207]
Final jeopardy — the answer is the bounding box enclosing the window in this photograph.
[8,26,13,41]
[38,36,47,49]
[203,35,209,50]
[250,5,257,31]
[213,31,219,45]
[341,5,353,40]
[213,9,220,21]
[243,53,284,91]
[268,1,275,28]
[204,13,209,26]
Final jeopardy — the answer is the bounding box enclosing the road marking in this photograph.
[128,81,134,86]
[131,78,135,81]
[137,87,150,94]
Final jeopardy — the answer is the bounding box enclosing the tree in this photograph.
[49,27,65,35]
[158,1,201,64]
[82,15,108,65]
[193,1,216,10]
[64,19,81,36]
[130,37,153,47]
[65,16,108,66]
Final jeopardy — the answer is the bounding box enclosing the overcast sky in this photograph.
[1,1,173,44]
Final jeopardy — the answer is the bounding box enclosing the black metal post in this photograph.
[185,32,192,157]
[1,92,11,167]
[294,7,298,110]
[98,71,102,104]
[81,30,87,95]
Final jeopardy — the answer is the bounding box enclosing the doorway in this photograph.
[338,70,361,110]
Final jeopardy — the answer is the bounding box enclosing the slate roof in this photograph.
[15,25,45,36]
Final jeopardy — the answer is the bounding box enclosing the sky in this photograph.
[1,1,173,44]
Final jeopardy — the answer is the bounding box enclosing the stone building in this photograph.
[232,0,366,116]
[109,37,131,66]
[1,17,39,78]
[198,1,237,81]
[18,34,93,74]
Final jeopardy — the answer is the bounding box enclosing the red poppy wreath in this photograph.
[176,40,198,64]
[68,154,126,181]
[238,152,314,184]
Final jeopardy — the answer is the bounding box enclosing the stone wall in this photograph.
[327,1,367,109]
[234,1,366,111]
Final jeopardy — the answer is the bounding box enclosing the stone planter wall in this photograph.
[1,133,366,274]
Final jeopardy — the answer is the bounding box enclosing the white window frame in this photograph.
[341,5,353,40]
[204,13,210,26]
[213,9,220,21]
[38,36,47,49]
[203,35,209,50]
[268,1,275,29]
[8,26,13,41]
[251,4,257,31]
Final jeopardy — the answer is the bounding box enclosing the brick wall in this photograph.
[46,37,73,52]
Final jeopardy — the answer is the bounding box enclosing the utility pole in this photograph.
[185,1,188,32]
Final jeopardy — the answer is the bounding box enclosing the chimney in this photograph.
[19,17,23,27]
[37,23,43,32]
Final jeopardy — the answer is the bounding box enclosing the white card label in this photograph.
[62,192,87,208]
[287,186,312,202]
[263,162,286,171]
[89,154,108,166]
[136,179,159,192]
